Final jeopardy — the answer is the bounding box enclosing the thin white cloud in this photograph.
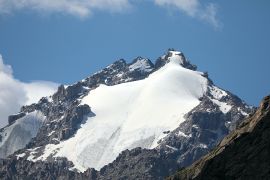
[0,55,58,128]
[154,0,221,29]
[22,81,58,105]
[0,0,220,28]
[0,0,131,18]
[199,3,221,29]
[154,0,199,17]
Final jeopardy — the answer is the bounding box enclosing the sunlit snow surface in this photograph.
[0,111,45,158]
[38,53,208,171]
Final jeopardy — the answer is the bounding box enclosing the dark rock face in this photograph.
[81,58,154,88]
[28,103,93,149]
[8,113,26,125]
[99,148,173,180]
[157,97,228,168]
[145,94,252,177]
[0,157,94,180]
[169,95,270,180]
[18,98,93,149]
[51,82,88,103]
[0,148,177,180]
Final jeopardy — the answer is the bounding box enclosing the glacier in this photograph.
[37,51,209,171]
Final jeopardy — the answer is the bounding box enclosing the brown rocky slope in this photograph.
[168,95,270,180]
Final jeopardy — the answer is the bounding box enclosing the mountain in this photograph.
[0,50,254,179]
[169,95,270,180]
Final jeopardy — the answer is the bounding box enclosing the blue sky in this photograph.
[0,0,270,108]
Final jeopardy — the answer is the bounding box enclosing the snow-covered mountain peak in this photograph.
[0,49,255,179]
[167,50,185,65]
[155,49,197,71]
[26,53,209,171]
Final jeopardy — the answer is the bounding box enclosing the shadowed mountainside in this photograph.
[168,95,270,180]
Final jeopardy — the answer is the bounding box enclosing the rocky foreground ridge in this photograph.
[169,95,270,180]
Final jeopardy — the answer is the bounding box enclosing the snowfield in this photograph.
[38,51,209,171]
[0,111,45,158]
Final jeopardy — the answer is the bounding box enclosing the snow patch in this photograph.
[210,99,232,114]
[240,110,248,116]
[208,85,233,114]
[210,86,227,100]
[47,131,55,137]
[192,125,199,129]
[177,131,191,138]
[16,152,26,159]
[168,51,184,65]
[238,107,248,116]
[26,147,41,162]
[166,145,178,151]
[198,143,208,149]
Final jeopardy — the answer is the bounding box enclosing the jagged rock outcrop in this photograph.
[169,95,270,180]
[0,157,95,180]
[0,148,177,180]
[8,113,26,125]
[82,57,154,88]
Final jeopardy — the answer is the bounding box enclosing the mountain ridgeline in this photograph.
[0,50,254,179]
